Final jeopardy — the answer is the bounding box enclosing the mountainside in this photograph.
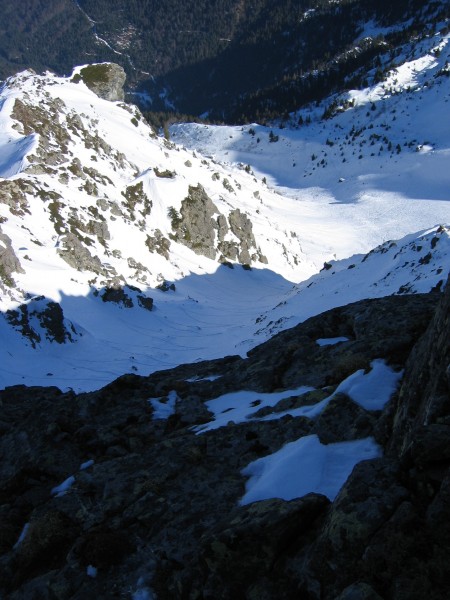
[0,8,449,597]
[0,50,448,391]
[0,0,448,120]
[0,276,448,599]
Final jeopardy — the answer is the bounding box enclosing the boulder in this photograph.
[73,64,126,102]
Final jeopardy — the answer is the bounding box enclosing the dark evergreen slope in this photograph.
[0,0,115,79]
[0,0,447,121]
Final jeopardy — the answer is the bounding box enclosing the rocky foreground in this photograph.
[0,279,449,599]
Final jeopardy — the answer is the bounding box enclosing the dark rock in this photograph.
[335,582,383,600]
[100,285,134,307]
[176,495,329,599]
[137,294,154,311]
[73,63,126,102]
[313,393,377,443]
[0,226,24,288]
[244,292,439,390]
[0,285,449,599]
[156,280,176,292]
[296,458,409,598]
[6,297,79,346]
[14,510,78,580]
[388,276,450,458]
[77,529,134,568]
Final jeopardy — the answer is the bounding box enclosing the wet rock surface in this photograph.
[0,286,449,599]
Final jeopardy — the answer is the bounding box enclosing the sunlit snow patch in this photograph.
[260,359,403,421]
[240,434,381,504]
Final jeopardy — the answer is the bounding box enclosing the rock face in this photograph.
[57,233,106,274]
[5,297,79,346]
[170,184,267,265]
[173,183,219,260]
[0,284,449,599]
[73,63,126,102]
[0,227,24,289]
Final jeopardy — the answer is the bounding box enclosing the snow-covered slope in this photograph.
[0,28,449,392]
[171,26,450,253]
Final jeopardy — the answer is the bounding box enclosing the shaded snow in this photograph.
[336,359,403,411]
[149,390,178,420]
[51,475,75,497]
[80,459,94,471]
[194,386,315,434]
[196,359,402,432]
[316,336,349,346]
[13,523,30,550]
[240,434,381,504]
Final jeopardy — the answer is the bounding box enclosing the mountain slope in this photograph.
[0,278,448,600]
[0,40,449,392]
[0,9,449,598]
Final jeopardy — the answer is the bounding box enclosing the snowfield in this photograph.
[0,24,449,393]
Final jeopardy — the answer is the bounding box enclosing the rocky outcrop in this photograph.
[0,227,24,289]
[170,184,267,265]
[146,229,171,260]
[388,271,450,457]
[0,285,448,599]
[121,181,152,225]
[5,297,79,347]
[172,184,219,260]
[99,284,153,311]
[72,64,126,102]
[0,180,32,217]
[57,233,106,275]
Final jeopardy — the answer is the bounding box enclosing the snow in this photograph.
[80,459,94,471]
[51,475,75,497]
[13,523,30,550]
[149,390,178,420]
[0,134,37,178]
[336,359,403,411]
[185,375,222,382]
[240,434,381,504]
[0,24,448,393]
[195,359,402,433]
[194,386,315,434]
[86,565,98,578]
[316,336,349,346]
